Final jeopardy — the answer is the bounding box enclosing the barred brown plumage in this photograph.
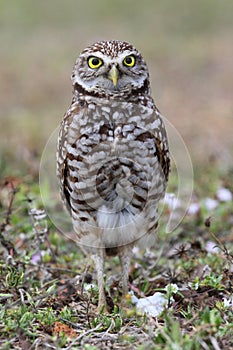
[57,40,170,311]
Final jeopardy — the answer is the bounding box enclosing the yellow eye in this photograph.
[88,56,103,69]
[123,55,135,67]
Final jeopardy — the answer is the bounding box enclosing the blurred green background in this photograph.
[1,0,233,178]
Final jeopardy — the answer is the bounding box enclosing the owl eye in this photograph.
[123,55,136,67]
[88,56,103,69]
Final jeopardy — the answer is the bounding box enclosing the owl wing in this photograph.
[153,107,170,183]
[56,102,83,214]
[155,135,170,182]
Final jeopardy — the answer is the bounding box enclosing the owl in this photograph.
[57,40,170,310]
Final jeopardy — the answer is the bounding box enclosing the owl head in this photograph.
[71,40,150,98]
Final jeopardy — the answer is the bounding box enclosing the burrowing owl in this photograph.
[57,40,170,310]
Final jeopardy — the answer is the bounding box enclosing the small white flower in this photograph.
[223,296,233,308]
[132,246,139,254]
[164,283,179,294]
[163,193,181,210]
[202,264,212,277]
[205,198,218,211]
[187,203,200,215]
[205,241,219,253]
[31,251,46,264]
[216,187,232,202]
[84,283,97,291]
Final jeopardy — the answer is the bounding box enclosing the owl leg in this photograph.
[92,251,106,310]
[119,249,131,299]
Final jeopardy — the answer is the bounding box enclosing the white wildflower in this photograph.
[164,283,179,294]
[132,246,139,254]
[205,198,218,211]
[223,296,233,308]
[205,241,219,253]
[84,283,97,291]
[163,193,181,210]
[187,202,200,215]
[216,187,232,202]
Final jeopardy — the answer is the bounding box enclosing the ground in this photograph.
[0,166,233,349]
[0,1,233,349]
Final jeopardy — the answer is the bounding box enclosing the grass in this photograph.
[1,1,233,349]
[0,166,233,349]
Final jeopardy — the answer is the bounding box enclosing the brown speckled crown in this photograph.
[82,40,138,58]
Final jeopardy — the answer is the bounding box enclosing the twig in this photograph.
[64,323,103,350]
[80,263,91,295]
[45,266,77,274]
[154,318,174,346]
[58,318,80,330]
[102,318,115,336]
[209,230,233,264]
[209,336,221,350]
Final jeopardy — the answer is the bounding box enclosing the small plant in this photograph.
[5,266,24,288]
[191,273,224,291]
[59,306,78,323]
[200,307,223,328]
[92,309,123,333]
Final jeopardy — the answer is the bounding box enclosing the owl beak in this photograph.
[108,65,119,86]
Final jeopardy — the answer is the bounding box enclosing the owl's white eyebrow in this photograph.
[85,51,135,65]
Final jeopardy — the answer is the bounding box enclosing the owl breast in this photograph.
[59,98,167,250]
